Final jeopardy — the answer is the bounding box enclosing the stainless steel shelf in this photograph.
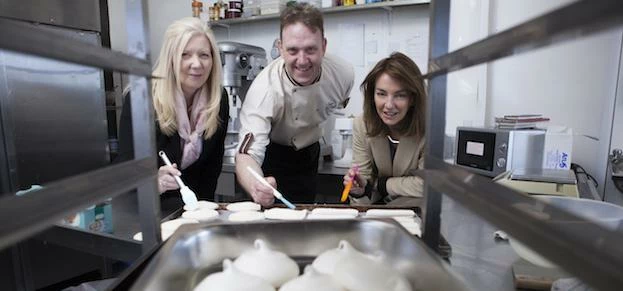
[0,158,157,251]
[210,0,429,27]
[35,225,143,263]
[0,2,161,287]
[32,194,185,263]
[423,0,623,290]
[424,0,623,79]
[0,17,152,77]
[419,159,623,291]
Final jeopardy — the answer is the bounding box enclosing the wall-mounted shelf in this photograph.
[209,0,429,27]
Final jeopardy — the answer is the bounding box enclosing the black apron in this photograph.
[261,142,320,204]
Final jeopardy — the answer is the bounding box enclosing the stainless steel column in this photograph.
[422,0,449,252]
[125,0,161,253]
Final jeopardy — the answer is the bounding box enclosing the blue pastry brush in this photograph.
[158,151,199,210]
[246,166,296,209]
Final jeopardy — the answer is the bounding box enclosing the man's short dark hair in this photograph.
[280,3,324,39]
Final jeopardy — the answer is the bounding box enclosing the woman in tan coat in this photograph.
[344,52,427,206]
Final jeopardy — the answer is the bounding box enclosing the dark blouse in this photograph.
[116,89,229,201]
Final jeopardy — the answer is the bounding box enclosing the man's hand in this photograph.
[251,176,276,206]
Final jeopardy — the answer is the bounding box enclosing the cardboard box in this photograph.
[63,203,113,234]
[542,127,573,170]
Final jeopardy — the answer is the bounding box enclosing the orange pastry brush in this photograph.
[340,165,359,202]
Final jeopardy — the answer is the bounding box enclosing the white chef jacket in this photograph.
[238,54,354,165]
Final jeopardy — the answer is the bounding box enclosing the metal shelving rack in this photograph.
[210,0,430,27]
[0,0,622,290]
[421,0,623,290]
[0,0,162,258]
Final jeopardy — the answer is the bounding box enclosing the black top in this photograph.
[116,89,229,201]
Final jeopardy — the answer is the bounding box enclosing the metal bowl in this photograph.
[509,195,623,268]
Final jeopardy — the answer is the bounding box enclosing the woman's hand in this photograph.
[158,163,181,193]
[343,165,366,196]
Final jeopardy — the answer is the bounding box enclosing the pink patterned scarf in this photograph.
[175,87,209,169]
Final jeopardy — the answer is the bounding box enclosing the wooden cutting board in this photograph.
[512,258,570,290]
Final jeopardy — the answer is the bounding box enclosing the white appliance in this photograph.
[455,127,546,177]
[332,117,353,168]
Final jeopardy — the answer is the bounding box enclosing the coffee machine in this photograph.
[218,41,267,157]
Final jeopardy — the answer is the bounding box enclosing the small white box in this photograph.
[542,127,573,170]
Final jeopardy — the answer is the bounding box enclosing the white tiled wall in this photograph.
[210,6,430,117]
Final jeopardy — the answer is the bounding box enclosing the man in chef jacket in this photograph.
[235,3,354,206]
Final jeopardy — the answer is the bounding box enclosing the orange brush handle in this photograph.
[341,165,359,203]
[341,181,353,202]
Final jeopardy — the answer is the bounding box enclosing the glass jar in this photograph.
[192,0,203,17]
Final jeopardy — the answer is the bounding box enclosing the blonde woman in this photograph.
[118,17,228,201]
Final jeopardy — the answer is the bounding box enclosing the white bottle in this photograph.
[331,129,343,160]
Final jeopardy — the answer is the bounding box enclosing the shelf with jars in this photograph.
[208,0,429,27]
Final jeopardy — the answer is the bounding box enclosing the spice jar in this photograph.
[192,0,203,18]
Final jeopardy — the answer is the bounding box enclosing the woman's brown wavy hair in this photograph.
[361,52,426,139]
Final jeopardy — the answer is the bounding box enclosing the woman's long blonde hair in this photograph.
[152,17,223,139]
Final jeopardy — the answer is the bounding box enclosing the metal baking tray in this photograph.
[130,219,470,290]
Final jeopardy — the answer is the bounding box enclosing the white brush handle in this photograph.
[158,151,186,188]
[246,166,284,199]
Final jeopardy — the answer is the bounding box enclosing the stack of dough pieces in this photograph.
[364,209,415,218]
[306,208,358,220]
[364,209,420,237]
[182,200,220,222]
[184,200,219,211]
[264,208,308,220]
[182,208,219,222]
[226,201,265,222]
[132,217,199,241]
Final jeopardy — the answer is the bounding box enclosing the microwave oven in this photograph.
[454,127,546,177]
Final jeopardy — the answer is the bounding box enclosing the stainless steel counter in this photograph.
[222,156,236,173]
[210,157,595,290]
[441,196,518,291]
